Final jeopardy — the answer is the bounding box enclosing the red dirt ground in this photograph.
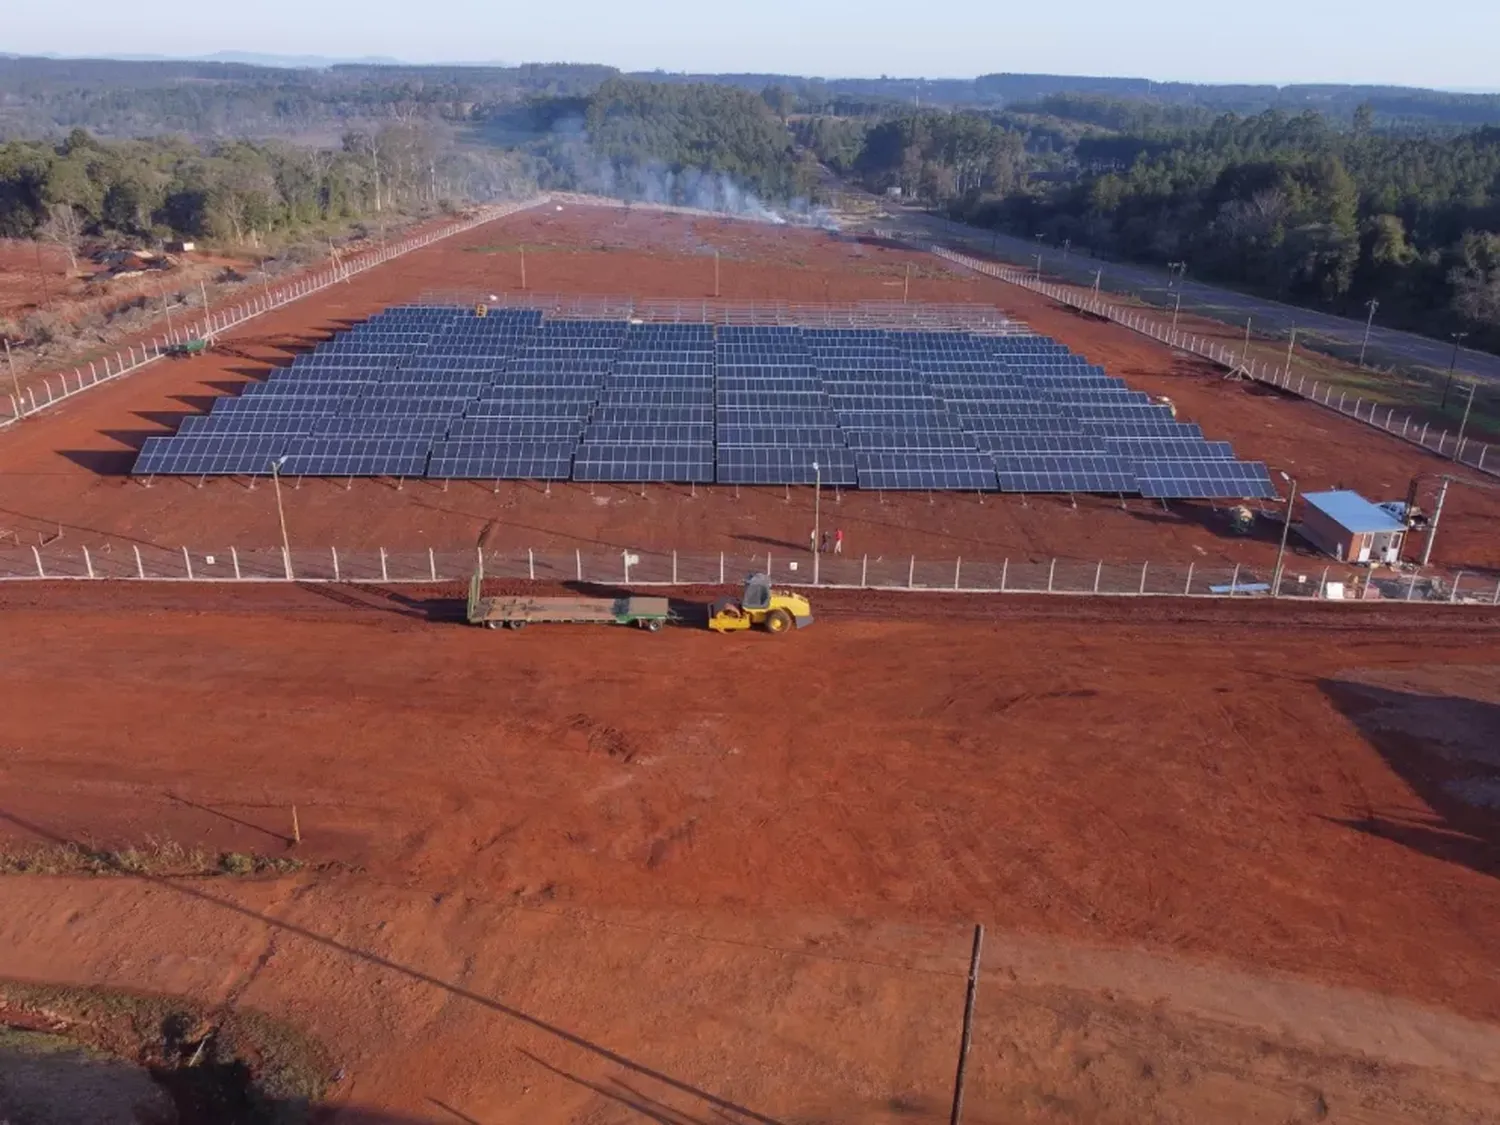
[1,584,1499,1121]
[0,203,1496,576]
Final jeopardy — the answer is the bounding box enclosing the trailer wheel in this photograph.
[507,619,527,630]
[485,621,500,630]
[764,609,792,634]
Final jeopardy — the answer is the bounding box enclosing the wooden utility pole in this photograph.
[520,246,527,290]
[714,249,721,298]
[949,924,985,1125]
[904,262,911,303]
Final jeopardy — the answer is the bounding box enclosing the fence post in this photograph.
[1093,560,1102,593]
[182,546,193,580]
[83,545,94,579]
[134,545,144,579]
[1451,571,1463,603]
[1047,558,1055,593]
[861,553,868,588]
[672,550,678,585]
[331,546,340,582]
[429,547,437,582]
[719,551,724,585]
[379,547,388,582]
[908,555,916,589]
[999,558,1008,592]
[954,557,962,589]
[33,545,43,578]
[1318,567,1329,598]
[1406,576,1417,602]
[1138,561,1148,595]
[1229,562,1240,595]
[1338,392,1346,412]
[232,547,241,580]
[1184,562,1194,595]
[1492,576,1500,606]
[528,548,535,581]
[576,548,583,582]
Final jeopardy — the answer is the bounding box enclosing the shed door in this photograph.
[1357,540,1371,563]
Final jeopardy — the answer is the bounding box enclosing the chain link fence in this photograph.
[3,542,1496,605]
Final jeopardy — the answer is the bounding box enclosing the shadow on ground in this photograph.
[1320,677,1500,879]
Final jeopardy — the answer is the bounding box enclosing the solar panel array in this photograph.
[132,306,1274,498]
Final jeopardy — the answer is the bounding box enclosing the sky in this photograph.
[6,0,1499,90]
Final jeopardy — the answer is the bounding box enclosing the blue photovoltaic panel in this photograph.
[716,446,857,486]
[971,432,1108,454]
[595,406,714,425]
[446,418,584,440]
[843,430,977,451]
[132,434,290,476]
[583,422,715,445]
[1081,419,1205,440]
[173,414,315,436]
[428,441,575,480]
[717,425,846,447]
[1102,438,1235,460]
[853,451,997,491]
[573,445,715,483]
[314,417,455,438]
[1135,460,1277,499]
[993,454,1139,493]
[279,438,433,477]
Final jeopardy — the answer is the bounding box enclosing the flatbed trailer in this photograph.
[467,575,671,631]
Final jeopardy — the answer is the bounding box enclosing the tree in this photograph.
[39,202,83,271]
[1449,231,1500,327]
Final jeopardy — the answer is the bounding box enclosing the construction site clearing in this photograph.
[0,202,1498,1125]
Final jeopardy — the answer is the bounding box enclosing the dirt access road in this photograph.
[1,202,1496,574]
[2,582,1498,1122]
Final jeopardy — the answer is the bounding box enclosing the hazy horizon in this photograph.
[5,0,1498,90]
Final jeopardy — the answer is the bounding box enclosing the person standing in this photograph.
[821,530,830,554]
[833,528,844,555]
[810,528,818,553]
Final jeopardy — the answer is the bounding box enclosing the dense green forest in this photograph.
[800,103,1500,352]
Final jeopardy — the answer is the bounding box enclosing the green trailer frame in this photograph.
[467,572,671,631]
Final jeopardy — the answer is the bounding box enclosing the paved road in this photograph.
[879,207,1500,385]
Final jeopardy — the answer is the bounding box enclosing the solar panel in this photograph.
[280,438,433,477]
[993,454,1139,493]
[717,425,846,447]
[853,451,997,491]
[174,414,316,436]
[1135,460,1277,499]
[428,441,575,480]
[446,418,584,440]
[1102,438,1235,460]
[716,446,857,486]
[584,422,715,445]
[573,445,715,483]
[132,434,290,476]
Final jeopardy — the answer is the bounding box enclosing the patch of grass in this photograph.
[0,979,333,1125]
[0,837,305,879]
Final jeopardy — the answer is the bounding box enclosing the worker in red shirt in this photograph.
[833,528,844,555]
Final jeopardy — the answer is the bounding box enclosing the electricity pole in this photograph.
[1420,477,1450,568]
[1272,472,1298,597]
[812,460,822,586]
[1285,324,1297,373]
[1455,381,1477,462]
[1358,299,1379,367]
[1171,292,1182,337]
[270,458,292,581]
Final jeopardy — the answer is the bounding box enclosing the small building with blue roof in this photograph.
[1300,490,1406,564]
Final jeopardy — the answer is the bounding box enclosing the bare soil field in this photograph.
[0,203,1496,576]
[1,583,1498,1122]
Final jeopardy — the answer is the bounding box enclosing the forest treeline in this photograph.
[802,104,1500,353]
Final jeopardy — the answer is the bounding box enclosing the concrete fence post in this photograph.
[1047,557,1055,592]
[1338,392,1347,412]
[134,545,144,579]
[1318,567,1329,598]
[908,555,916,589]
[1451,572,1464,603]
[83,545,94,579]
[1492,575,1500,606]
[954,557,962,590]
[672,550,678,585]
[232,547,241,580]
[860,553,868,588]
[1184,562,1195,595]
[1139,561,1149,595]
[182,546,193,580]
[1420,422,1429,445]
[1229,562,1240,595]
[331,546,340,582]
[1000,558,1008,592]
[429,547,437,582]
[719,551,725,585]
[529,548,535,581]
[1093,560,1102,593]
[576,548,583,582]
[33,545,44,578]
